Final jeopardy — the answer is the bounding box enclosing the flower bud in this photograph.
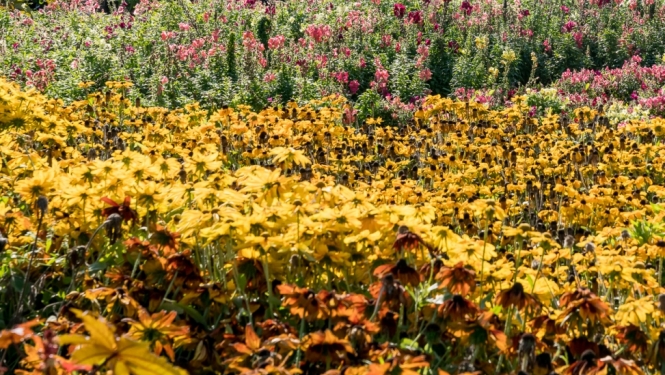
[36,195,49,215]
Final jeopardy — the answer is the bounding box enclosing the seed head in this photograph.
[36,195,49,215]
[105,213,124,244]
[620,229,631,241]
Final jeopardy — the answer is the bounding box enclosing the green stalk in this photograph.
[478,219,490,304]
[294,316,306,367]
[495,305,514,374]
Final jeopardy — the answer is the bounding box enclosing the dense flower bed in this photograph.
[2,77,665,374]
[2,0,665,118]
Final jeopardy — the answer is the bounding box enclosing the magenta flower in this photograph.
[393,3,406,19]
[460,1,473,15]
[408,10,423,24]
[562,20,577,33]
[348,80,360,94]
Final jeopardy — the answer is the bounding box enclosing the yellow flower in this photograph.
[501,48,516,65]
[270,147,311,167]
[474,36,488,50]
[615,297,655,326]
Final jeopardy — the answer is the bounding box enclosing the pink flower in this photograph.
[381,34,392,48]
[161,31,176,41]
[342,106,358,125]
[268,35,286,50]
[335,71,349,84]
[348,80,360,94]
[305,24,332,43]
[573,31,584,48]
[419,68,432,81]
[264,72,276,83]
[160,76,169,85]
[178,23,191,31]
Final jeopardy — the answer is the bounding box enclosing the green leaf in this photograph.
[162,301,209,331]
[399,337,419,351]
[237,273,248,291]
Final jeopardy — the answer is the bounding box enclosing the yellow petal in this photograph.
[72,309,117,350]
[56,334,91,346]
[70,344,114,365]
[114,360,131,375]
[117,338,183,375]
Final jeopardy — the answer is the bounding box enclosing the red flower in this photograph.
[101,196,137,224]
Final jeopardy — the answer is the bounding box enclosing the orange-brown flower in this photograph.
[393,225,435,255]
[366,354,430,375]
[418,258,444,282]
[615,325,649,358]
[276,284,330,321]
[465,311,508,353]
[373,259,421,288]
[436,262,476,296]
[303,330,354,364]
[0,319,40,349]
[563,350,603,375]
[437,295,479,325]
[531,312,566,339]
[369,274,409,314]
[150,225,180,254]
[333,312,380,350]
[559,288,611,326]
[495,282,541,313]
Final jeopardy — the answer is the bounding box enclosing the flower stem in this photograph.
[294,316,306,367]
